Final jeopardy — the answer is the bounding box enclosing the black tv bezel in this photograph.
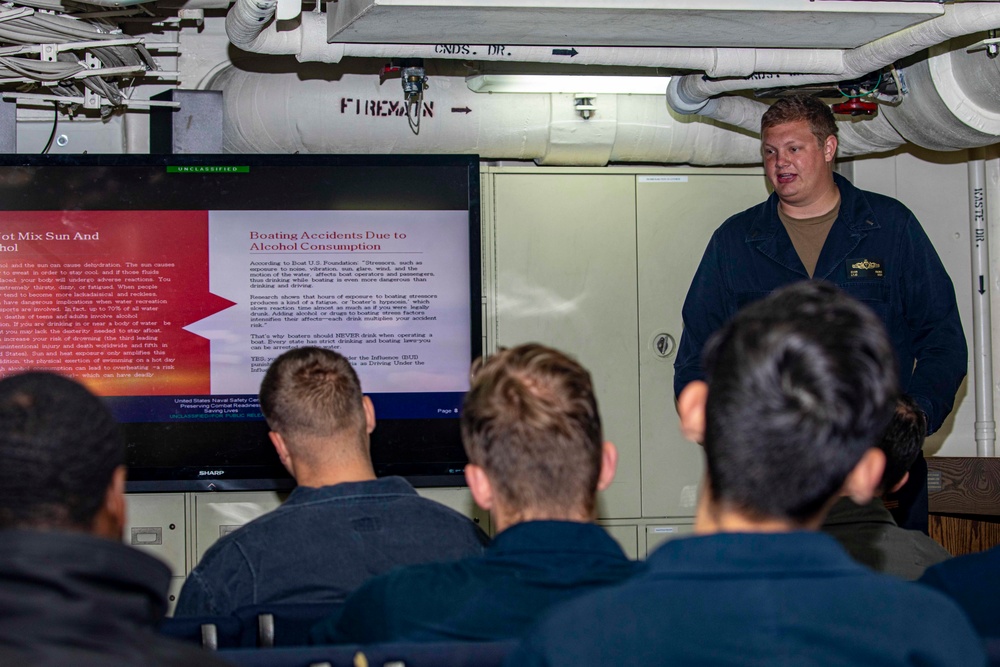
[0,153,482,492]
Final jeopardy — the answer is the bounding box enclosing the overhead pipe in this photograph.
[654,93,907,159]
[206,62,763,165]
[673,37,1000,158]
[969,151,996,458]
[667,3,1000,117]
[220,1,1000,160]
[667,6,1000,152]
[878,37,1000,152]
[217,1,1000,162]
[208,52,1000,163]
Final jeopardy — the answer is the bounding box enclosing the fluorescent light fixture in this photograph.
[466,74,671,95]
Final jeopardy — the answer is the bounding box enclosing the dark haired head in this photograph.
[701,281,898,524]
[0,371,123,530]
[877,394,926,494]
[259,347,367,451]
[761,95,838,148]
[461,344,604,518]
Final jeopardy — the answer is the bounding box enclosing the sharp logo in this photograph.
[198,470,225,476]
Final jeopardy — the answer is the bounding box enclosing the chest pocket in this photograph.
[837,282,891,327]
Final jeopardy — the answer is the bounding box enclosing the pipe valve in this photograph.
[378,59,428,135]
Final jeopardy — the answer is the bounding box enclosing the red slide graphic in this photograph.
[0,210,235,396]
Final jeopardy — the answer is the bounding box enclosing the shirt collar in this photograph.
[745,172,878,244]
[285,476,417,504]
[823,497,896,527]
[489,520,627,559]
[647,531,863,576]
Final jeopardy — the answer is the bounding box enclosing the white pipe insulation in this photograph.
[217,0,1000,161]
[665,5,1000,153]
[207,56,1000,162]
[969,153,996,458]
[667,3,1000,114]
[206,62,763,165]
[879,37,1000,152]
[675,35,1000,157]
[690,95,906,159]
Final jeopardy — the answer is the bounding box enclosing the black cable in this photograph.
[41,101,58,154]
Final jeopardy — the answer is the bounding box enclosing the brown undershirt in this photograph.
[777,195,841,278]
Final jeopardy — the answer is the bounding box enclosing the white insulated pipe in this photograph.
[668,3,1000,113]
[880,38,1000,152]
[834,113,906,158]
[677,94,906,158]
[969,153,996,458]
[207,63,763,165]
[675,33,1000,156]
[208,58,1000,162]
[220,0,1000,159]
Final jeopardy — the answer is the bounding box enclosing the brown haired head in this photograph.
[461,343,604,519]
[760,95,838,148]
[259,347,367,455]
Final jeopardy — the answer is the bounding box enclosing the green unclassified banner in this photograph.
[167,166,250,174]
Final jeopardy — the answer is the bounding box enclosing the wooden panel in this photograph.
[929,514,1000,557]
[927,457,1000,516]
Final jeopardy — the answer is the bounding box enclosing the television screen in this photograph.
[0,154,482,491]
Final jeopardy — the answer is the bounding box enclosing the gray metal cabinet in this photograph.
[492,172,641,519]
[489,167,766,521]
[636,173,767,518]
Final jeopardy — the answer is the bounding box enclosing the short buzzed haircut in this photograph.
[0,371,123,530]
[878,394,926,495]
[761,94,838,147]
[701,281,898,524]
[461,343,604,517]
[259,347,366,444]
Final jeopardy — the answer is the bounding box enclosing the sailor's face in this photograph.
[762,120,836,210]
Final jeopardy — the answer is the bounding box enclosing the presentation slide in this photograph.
[0,209,472,423]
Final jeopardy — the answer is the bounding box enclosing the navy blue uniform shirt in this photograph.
[316,520,639,644]
[674,173,966,435]
[175,477,489,616]
[509,531,985,667]
[920,544,1000,638]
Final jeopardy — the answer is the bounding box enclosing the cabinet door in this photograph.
[493,173,640,519]
[192,491,284,563]
[637,173,768,517]
[125,492,187,575]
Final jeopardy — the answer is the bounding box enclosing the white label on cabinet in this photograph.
[638,176,689,183]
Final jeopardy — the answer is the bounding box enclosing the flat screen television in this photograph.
[0,154,482,491]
